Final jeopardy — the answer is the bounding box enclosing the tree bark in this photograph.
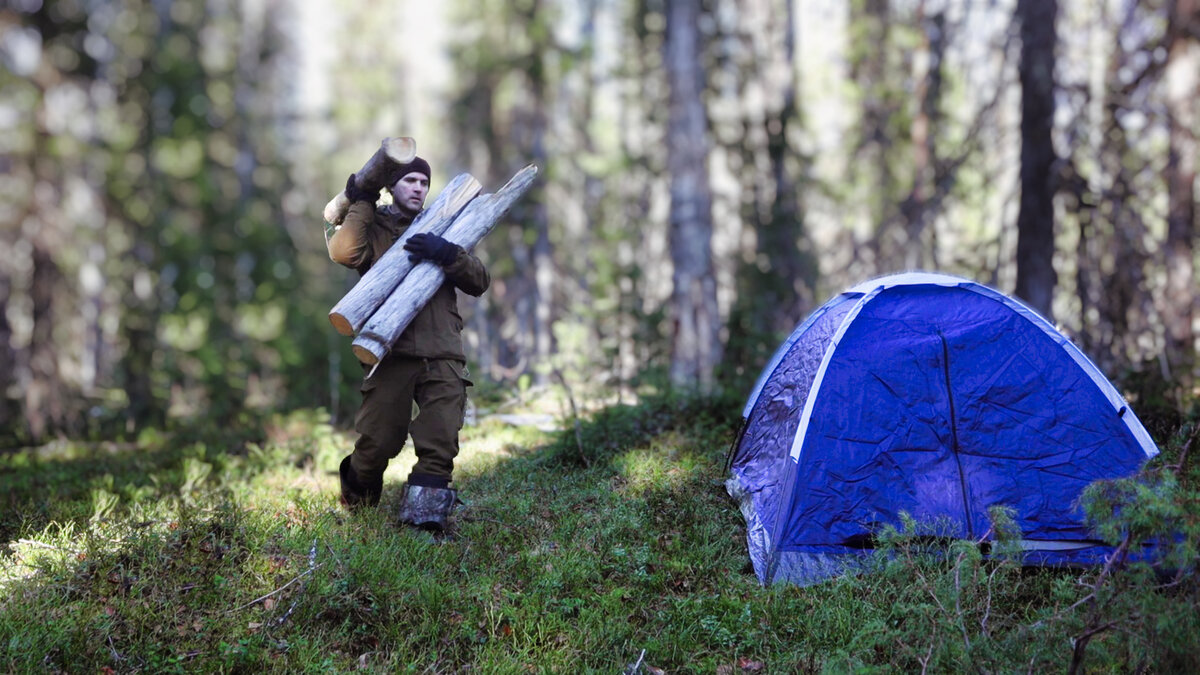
[0,268,14,437]
[328,173,482,336]
[902,3,946,270]
[353,166,539,364]
[852,0,899,271]
[27,232,65,441]
[1014,0,1059,321]
[1164,0,1199,381]
[665,0,721,391]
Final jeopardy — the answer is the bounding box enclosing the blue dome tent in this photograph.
[726,272,1159,586]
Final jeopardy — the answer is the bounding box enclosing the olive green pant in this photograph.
[350,357,468,486]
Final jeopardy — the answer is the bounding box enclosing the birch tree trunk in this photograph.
[665,0,721,391]
[1014,0,1059,321]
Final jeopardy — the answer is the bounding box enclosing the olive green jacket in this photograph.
[327,200,489,362]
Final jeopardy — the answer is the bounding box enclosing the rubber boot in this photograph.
[339,455,382,510]
[396,484,458,532]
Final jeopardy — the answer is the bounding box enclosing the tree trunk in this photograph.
[27,233,65,441]
[1014,0,1059,321]
[665,0,721,391]
[0,268,14,437]
[1164,0,1199,382]
[851,0,899,271]
[902,3,946,270]
[763,0,814,333]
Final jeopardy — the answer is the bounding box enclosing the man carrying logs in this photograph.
[327,155,489,533]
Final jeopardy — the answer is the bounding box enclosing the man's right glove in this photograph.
[403,233,460,267]
[344,173,375,204]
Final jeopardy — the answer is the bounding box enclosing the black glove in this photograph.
[344,173,375,204]
[403,233,460,266]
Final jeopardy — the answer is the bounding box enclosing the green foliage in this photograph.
[1,393,1198,672]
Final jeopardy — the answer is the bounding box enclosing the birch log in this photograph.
[328,173,483,336]
[322,137,417,225]
[352,164,539,365]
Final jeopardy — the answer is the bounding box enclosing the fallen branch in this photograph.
[274,539,319,627]
[15,539,80,556]
[1167,424,1197,474]
[230,545,323,614]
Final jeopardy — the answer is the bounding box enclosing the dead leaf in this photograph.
[737,657,765,672]
[248,622,262,630]
[263,597,277,610]
[644,665,666,675]
[716,666,735,675]
[103,605,116,617]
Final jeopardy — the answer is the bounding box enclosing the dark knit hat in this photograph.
[394,156,431,182]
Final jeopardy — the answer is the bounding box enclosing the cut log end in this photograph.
[382,137,417,164]
[323,192,350,225]
[352,341,385,365]
[329,312,355,337]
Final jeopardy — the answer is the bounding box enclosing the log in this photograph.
[328,173,483,336]
[322,137,417,225]
[352,164,539,365]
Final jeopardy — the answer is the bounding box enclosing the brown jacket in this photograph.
[328,201,489,362]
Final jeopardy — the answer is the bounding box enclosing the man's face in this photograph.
[390,171,430,214]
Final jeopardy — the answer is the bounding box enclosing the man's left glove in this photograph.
[404,233,461,267]
[344,173,376,204]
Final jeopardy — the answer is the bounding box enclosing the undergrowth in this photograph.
[0,395,1197,673]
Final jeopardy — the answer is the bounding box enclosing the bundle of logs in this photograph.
[324,137,538,366]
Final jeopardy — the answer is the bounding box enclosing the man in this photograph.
[326,157,489,532]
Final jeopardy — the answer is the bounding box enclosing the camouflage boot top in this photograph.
[396,484,458,532]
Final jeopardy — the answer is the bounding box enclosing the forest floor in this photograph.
[0,389,1197,673]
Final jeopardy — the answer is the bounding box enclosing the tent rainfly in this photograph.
[726,272,1159,586]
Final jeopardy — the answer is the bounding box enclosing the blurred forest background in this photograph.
[1,0,1197,446]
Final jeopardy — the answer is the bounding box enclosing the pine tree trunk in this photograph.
[902,3,946,270]
[1014,0,1059,321]
[665,0,721,391]
[852,0,898,271]
[0,269,14,436]
[1164,0,1199,382]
